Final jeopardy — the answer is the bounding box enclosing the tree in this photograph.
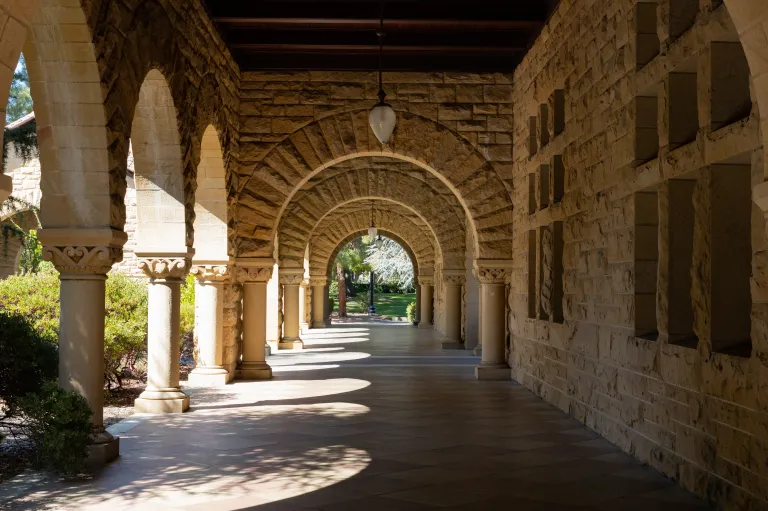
[6,55,33,123]
[365,236,414,291]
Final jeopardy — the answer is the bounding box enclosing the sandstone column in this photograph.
[39,229,127,464]
[441,272,465,349]
[475,262,512,380]
[280,269,304,350]
[414,284,421,326]
[323,283,331,326]
[310,276,327,328]
[135,256,191,413]
[418,276,434,329]
[473,286,484,355]
[188,263,230,386]
[236,263,273,379]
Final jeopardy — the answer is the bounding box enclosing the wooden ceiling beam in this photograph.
[214,18,543,31]
[231,44,526,55]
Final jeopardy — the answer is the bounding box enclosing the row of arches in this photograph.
[2,0,768,484]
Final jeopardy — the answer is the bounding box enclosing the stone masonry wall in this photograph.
[235,71,516,262]
[510,0,767,508]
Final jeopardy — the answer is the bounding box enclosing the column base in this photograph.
[278,338,304,350]
[236,361,273,380]
[473,344,482,356]
[475,364,512,380]
[312,321,327,328]
[441,341,464,350]
[187,367,229,387]
[265,343,272,357]
[134,389,190,414]
[418,322,432,329]
[86,431,120,466]
[324,319,332,327]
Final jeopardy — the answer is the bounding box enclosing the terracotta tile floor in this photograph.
[1,322,712,510]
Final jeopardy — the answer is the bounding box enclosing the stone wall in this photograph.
[509,0,767,508]
[235,71,515,262]
[0,143,41,279]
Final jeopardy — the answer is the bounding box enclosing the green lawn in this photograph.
[332,292,415,318]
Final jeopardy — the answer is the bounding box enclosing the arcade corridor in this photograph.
[2,323,711,511]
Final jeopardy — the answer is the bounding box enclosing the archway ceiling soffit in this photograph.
[234,110,515,259]
[321,230,422,279]
[309,210,437,275]
[280,198,465,269]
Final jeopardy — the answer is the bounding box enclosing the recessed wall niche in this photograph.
[709,42,751,131]
[636,2,660,68]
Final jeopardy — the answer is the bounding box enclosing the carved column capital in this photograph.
[236,266,272,283]
[309,276,328,287]
[279,271,305,286]
[444,274,466,286]
[279,267,305,286]
[474,259,514,285]
[43,245,122,276]
[138,257,191,280]
[418,276,435,286]
[38,228,127,277]
[191,264,230,283]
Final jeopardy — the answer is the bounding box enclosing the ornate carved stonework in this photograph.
[475,267,510,285]
[138,258,190,280]
[43,245,121,275]
[310,277,328,287]
[419,276,435,286]
[279,272,304,285]
[236,266,272,283]
[443,274,466,286]
[191,264,230,282]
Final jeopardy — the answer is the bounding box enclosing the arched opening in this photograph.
[327,233,418,322]
[193,125,228,262]
[130,69,186,256]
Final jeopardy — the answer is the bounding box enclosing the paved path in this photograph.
[1,323,711,510]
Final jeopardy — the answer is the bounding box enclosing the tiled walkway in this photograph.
[1,322,711,510]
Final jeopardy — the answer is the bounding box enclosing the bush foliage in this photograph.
[0,311,92,478]
[20,381,92,477]
[406,301,417,323]
[0,266,150,388]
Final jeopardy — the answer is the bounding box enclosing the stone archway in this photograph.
[323,230,420,281]
[309,205,436,277]
[306,204,434,330]
[193,125,229,261]
[277,159,465,270]
[235,110,514,260]
[724,0,768,178]
[131,69,187,256]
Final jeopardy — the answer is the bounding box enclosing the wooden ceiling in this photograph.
[204,1,560,73]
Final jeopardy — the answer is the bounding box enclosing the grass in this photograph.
[332,292,415,318]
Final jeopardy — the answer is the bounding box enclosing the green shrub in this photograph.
[0,268,151,388]
[180,273,195,339]
[406,301,417,323]
[328,296,335,313]
[0,263,59,343]
[355,292,371,311]
[104,273,148,387]
[0,310,57,413]
[19,381,92,478]
[329,279,338,295]
[0,312,92,478]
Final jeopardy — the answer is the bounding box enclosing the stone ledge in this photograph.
[475,365,512,380]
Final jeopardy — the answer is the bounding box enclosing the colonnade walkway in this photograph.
[2,323,711,511]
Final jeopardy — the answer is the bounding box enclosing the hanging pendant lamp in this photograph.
[369,2,396,144]
[368,200,378,238]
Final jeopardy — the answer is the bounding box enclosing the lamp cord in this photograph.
[377,1,385,103]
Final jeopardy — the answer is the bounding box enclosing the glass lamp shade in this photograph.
[369,103,396,144]
[368,226,378,238]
